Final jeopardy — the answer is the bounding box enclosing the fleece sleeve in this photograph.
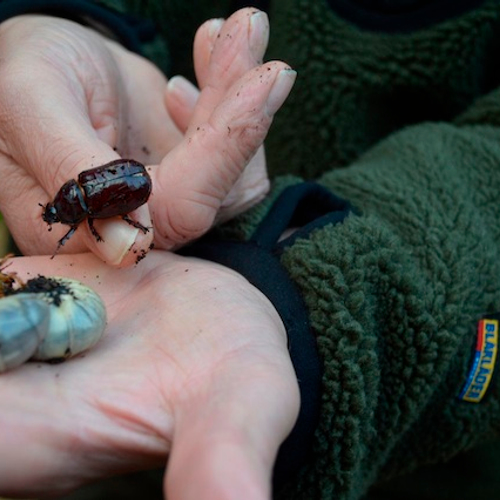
[181,116,500,498]
[179,84,500,499]
[272,115,500,498]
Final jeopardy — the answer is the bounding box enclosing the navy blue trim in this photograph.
[179,182,356,489]
[250,182,355,250]
[326,0,487,33]
[0,0,156,54]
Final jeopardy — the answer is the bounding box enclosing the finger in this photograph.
[0,59,151,265]
[192,17,225,88]
[165,355,299,500]
[167,427,272,500]
[165,75,200,133]
[150,62,296,248]
[164,9,272,228]
[194,9,269,89]
[216,147,269,223]
[84,205,154,268]
[163,16,224,134]
[190,9,270,130]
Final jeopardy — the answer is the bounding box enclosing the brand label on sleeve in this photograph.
[459,318,498,403]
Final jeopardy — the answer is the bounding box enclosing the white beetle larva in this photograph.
[0,273,107,371]
[22,276,107,362]
[0,295,51,372]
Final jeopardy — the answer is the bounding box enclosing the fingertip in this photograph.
[207,18,225,45]
[195,17,225,53]
[266,66,297,116]
[165,76,200,133]
[166,76,200,108]
[194,18,225,87]
[86,210,153,267]
[249,10,269,64]
[88,221,138,266]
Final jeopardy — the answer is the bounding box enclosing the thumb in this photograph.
[165,356,299,500]
[151,62,296,248]
[0,59,152,265]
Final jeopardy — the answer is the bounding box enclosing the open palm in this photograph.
[0,251,299,499]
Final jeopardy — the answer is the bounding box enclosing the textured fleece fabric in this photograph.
[2,0,500,499]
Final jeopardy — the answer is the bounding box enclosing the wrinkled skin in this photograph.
[0,9,295,265]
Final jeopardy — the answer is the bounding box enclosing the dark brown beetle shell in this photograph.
[79,160,151,219]
[41,159,152,255]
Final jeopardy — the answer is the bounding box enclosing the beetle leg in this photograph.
[87,218,104,243]
[58,226,78,247]
[121,214,150,234]
[51,226,78,259]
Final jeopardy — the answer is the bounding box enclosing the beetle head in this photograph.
[41,203,60,224]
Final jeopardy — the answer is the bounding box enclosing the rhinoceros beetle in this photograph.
[41,159,152,255]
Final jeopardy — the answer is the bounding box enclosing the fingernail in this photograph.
[266,68,297,115]
[95,221,139,266]
[249,11,269,62]
[167,75,200,108]
[208,18,224,45]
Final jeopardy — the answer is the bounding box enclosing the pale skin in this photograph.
[0,7,301,500]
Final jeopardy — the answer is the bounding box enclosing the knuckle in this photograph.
[208,113,270,168]
[161,198,217,244]
[226,118,270,166]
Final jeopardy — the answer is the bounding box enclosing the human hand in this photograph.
[163,9,293,236]
[0,252,299,499]
[0,9,294,265]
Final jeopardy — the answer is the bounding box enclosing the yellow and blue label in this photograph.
[459,318,498,403]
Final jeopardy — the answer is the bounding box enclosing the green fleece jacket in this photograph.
[102,0,500,498]
[3,0,500,498]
